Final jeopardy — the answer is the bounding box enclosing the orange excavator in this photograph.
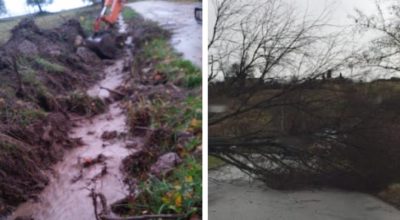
[86,0,125,59]
[94,0,124,33]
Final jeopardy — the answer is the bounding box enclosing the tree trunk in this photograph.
[36,1,43,13]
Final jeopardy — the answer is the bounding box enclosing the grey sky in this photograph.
[209,0,378,33]
[1,0,90,18]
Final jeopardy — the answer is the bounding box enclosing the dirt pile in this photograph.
[0,18,109,216]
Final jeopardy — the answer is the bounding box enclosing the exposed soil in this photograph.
[0,17,110,217]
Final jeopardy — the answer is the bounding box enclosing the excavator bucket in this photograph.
[86,0,125,59]
[86,31,118,59]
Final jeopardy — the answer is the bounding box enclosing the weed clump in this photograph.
[63,91,106,116]
[114,157,201,218]
[34,57,66,73]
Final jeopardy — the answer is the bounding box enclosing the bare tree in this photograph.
[26,0,53,14]
[353,0,400,74]
[209,0,345,125]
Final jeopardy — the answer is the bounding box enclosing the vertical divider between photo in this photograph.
[202,0,209,219]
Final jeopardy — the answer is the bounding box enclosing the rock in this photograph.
[74,35,84,47]
[76,46,101,64]
[101,131,118,140]
[15,216,34,220]
[81,154,107,168]
[150,152,182,177]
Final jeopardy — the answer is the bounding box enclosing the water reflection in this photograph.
[0,0,92,19]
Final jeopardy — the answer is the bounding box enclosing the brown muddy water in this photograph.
[9,55,135,220]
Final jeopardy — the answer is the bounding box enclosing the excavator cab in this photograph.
[86,0,125,59]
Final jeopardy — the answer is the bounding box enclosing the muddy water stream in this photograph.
[9,58,134,220]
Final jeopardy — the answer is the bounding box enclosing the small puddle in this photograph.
[10,51,136,220]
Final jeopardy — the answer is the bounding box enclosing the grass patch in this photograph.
[115,157,201,218]
[0,105,47,127]
[64,91,106,115]
[127,96,201,136]
[34,57,66,73]
[79,14,95,35]
[122,7,139,20]
[143,39,201,89]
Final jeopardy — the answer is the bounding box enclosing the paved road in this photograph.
[209,167,400,220]
[127,1,202,67]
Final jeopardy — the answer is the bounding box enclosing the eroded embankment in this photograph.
[0,18,108,217]
[9,56,134,220]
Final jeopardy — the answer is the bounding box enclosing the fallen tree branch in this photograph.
[100,86,127,97]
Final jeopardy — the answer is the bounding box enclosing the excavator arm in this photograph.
[94,0,124,33]
[87,0,126,59]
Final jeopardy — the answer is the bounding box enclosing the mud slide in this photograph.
[209,166,400,220]
[127,1,202,67]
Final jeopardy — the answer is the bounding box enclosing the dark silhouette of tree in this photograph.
[26,0,53,14]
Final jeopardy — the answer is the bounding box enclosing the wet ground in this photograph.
[9,56,135,220]
[127,1,202,67]
[209,166,400,220]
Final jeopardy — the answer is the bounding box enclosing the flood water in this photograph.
[0,0,91,19]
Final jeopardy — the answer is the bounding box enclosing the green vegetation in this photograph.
[143,39,202,88]
[34,57,66,73]
[138,157,201,217]
[122,7,139,20]
[122,15,201,218]
[127,96,201,153]
[0,104,47,126]
[65,91,106,115]
[117,157,201,218]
